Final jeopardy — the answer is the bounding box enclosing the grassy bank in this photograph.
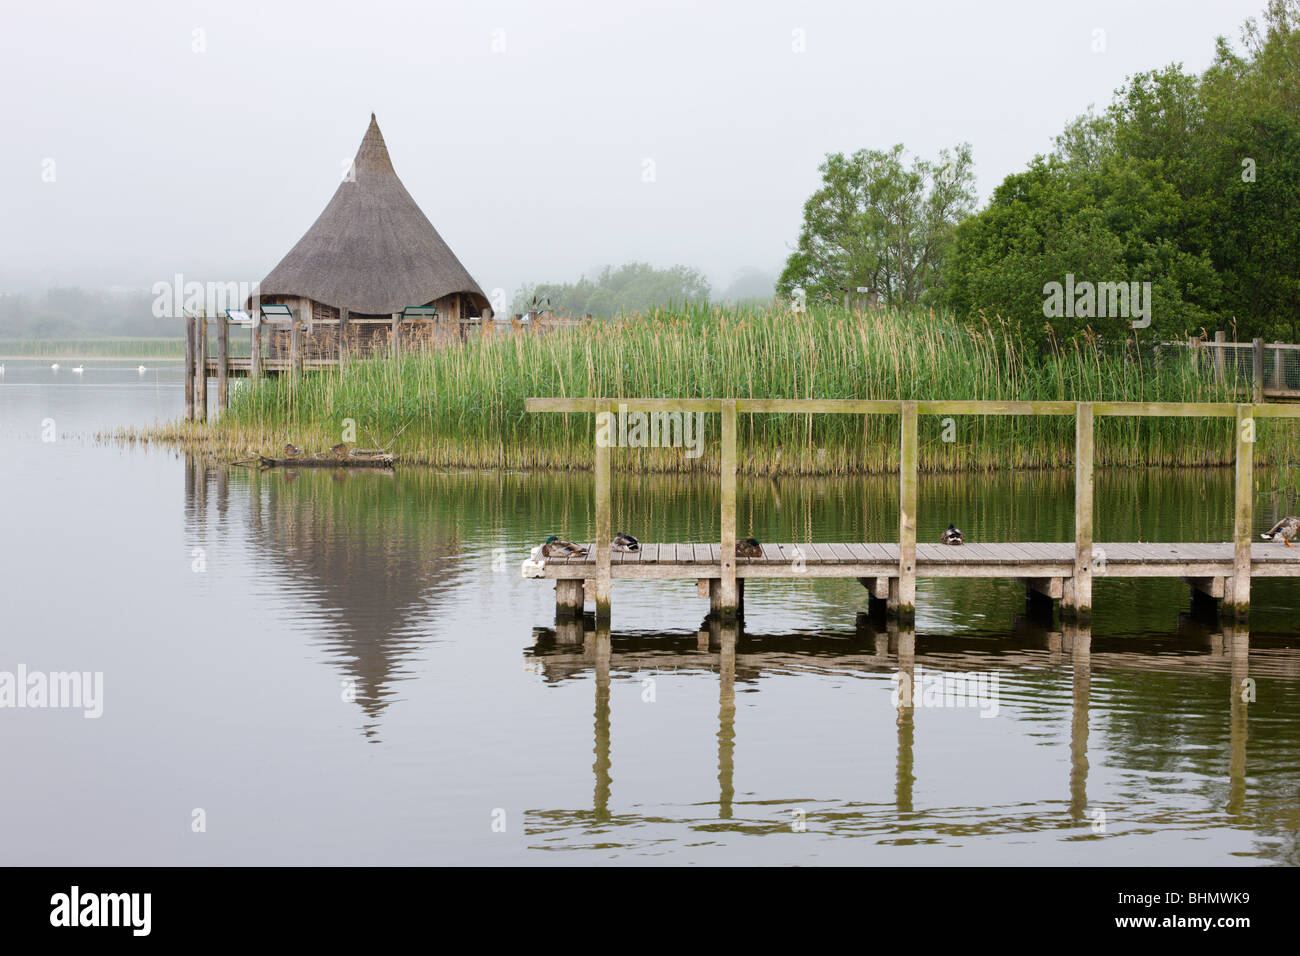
[0,337,186,358]
[146,304,1300,474]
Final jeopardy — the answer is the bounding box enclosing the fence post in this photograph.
[249,312,262,380]
[1066,403,1094,622]
[1213,331,1226,384]
[217,314,229,411]
[1274,341,1285,393]
[1252,338,1264,403]
[391,312,402,358]
[719,399,738,621]
[195,313,208,422]
[339,307,349,372]
[184,315,195,421]
[897,401,918,623]
[594,403,612,624]
[1229,404,1254,621]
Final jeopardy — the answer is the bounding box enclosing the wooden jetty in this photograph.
[523,398,1300,626]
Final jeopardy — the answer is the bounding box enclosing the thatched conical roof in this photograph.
[253,114,489,315]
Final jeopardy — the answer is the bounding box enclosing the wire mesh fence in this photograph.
[1161,339,1300,396]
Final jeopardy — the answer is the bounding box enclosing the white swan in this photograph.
[137,365,147,373]
[73,364,85,374]
[50,363,59,371]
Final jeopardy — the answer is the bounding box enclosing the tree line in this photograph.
[778,0,1300,346]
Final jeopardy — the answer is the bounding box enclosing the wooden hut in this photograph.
[248,114,491,360]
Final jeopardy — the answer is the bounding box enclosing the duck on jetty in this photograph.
[736,537,763,558]
[940,524,966,545]
[1261,516,1300,546]
[612,532,640,552]
[542,536,588,558]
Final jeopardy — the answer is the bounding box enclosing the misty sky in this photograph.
[0,0,1269,302]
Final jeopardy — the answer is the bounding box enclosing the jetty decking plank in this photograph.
[535,541,1300,582]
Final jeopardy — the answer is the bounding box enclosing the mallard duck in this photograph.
[612,532,640,552]
[1261,516,1300,546]
[736,537,763,558]
[541,535,588,558]
[940,524,965,546]
[330,442,349,457]
[283,443,301,457]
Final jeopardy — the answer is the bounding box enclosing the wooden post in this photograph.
[216,315,229,411]
[1066,403,1094,622]
[339,307,349,372]
[391,312,402,358]
[897,401,917,622]
[719,399,738,621]
[1213,330,1226,384]
[183,315,195,421]
[195,313,208,422]
[1273,341,1284,393]
[289,320,301,382]
[249,312,262,380]
[593,404,612,623]
[1252,338,1264,403]
[1228,403,1253,621]
[555,579,584,621]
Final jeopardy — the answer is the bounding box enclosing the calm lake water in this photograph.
[1,357,1297,865]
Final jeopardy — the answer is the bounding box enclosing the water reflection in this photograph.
[524,615,1300,860]
[184,454,460,740]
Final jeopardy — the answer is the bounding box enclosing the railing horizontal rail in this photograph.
[526,397,1300,418]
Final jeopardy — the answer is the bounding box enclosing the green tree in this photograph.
[777,143,976,308]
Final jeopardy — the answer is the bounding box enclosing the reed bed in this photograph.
[179,303,1299,474]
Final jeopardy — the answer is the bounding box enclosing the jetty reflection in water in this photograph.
[176,453,1298,862]
[525,615,1292,860]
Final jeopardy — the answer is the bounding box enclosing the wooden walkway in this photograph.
[535,541,1300,579]
[523,397,1300,625]
[532,541,1300,620]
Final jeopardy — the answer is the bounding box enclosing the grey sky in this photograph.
[0,0,1268,301]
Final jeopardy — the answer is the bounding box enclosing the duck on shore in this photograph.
[940,524,965,545]
[612,532,640,552]
[1261,516,1300,546]
[283,443,301,457]
[541,536,588,558]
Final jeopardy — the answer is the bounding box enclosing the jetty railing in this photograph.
[1163,334,1300,401]
[525,397,1300,625]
